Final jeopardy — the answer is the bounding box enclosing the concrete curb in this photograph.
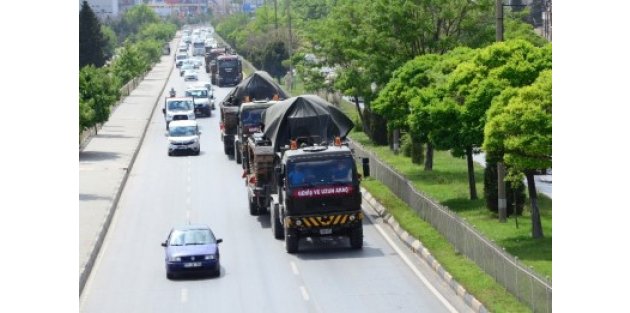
[361,187,489,313]
[79,36,178,296]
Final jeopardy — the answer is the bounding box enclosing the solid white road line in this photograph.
[299,286,310,301]
[181,288,188,303]
[371,219,459,313]
[290,261,299,275]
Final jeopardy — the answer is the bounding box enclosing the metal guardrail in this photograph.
[350,140,552,313]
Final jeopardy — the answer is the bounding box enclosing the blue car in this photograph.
[161,224,222,279]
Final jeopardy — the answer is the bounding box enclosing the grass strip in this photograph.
[340,99,551,279]
[362,178,532,313]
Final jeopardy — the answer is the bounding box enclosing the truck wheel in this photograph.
[349,226,363,249]
[223,142,230,155]
[271,205,284,239]
[248,198,258,216]
[285,228,299,254]
[235,144,242,164]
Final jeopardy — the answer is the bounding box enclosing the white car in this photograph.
[180,63,195,76]
[175,53,188,67]
[163,97,196,130]
[183,70,199,81]
[166,120,201,156]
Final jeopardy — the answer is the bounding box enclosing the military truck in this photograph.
[219,71,288,159]
[204,47,226,73]
[212,54,243,87]
[234,100,279,165]
[247,95,367,253]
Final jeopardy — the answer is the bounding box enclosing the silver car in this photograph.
[183,70,199,81]
[166,120,201,156]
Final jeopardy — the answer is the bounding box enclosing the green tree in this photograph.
[79,1,107,68]
[112,43,148,83]
[79,66,120,131]
[100,25,118,61]
[137,23,177,42]
[406,47,475,170]
[484,69,552,238]
[79,98,95,133]
[117,4,160,42]
[372,54,440,165]
[429,40,550,200]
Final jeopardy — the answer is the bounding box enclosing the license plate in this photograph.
[184,262,202,268]
[320,228,332,235]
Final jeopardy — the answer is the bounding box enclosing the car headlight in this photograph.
[169,256,181,262]
[204,254,216,260]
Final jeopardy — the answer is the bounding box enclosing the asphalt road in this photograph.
[79,50,473,313]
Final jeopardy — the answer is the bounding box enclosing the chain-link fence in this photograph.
[350,140,552,313]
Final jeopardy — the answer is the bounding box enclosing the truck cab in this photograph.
[215,54,243,87]
[234,100,278,165]
[271,143,364,253]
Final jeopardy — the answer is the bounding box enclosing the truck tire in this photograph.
[285,228,299,254]
[271,205,284,239]
[223,141,230,155]
[349,226,363,249]
[248,198,258,216]
[235,144,242,164]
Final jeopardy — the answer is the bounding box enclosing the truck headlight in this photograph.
[295,220,302,226]
[349,215,356,221]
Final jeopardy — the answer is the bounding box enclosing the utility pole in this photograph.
[496,0,504,41]
[496,0,506,221]
[287,0,293,93]
[274,0,279,30]
[498,162,507,222]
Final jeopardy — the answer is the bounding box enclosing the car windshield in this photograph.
[241,108,264,126]
[186,89,207,97]
[169,125,197,137]
[167,100,193,111]
[169,229,215,246]
[182,64,194,69]
[287,157,355,187]
[176,55,188,60]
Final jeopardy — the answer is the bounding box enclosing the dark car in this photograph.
[161,225,222,279]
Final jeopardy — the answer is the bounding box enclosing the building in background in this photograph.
[80,0,119,19]
[144,0,209,17]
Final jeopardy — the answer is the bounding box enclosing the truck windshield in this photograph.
[219,60,239,68]
[193,42,204,48]
[241,108,265,126]
[287,157,354,187]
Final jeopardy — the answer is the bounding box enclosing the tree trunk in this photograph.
[525,171,544,239]
[411,137,424,164]
[424,142,433,171]
[353,95,369,135]
[466,146,478,200]
[369,112,389,145]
